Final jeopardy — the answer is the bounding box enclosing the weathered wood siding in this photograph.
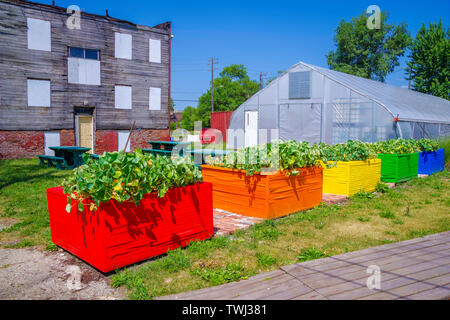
[0,0,170,131]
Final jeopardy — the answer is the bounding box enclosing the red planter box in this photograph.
[47,183,214,273]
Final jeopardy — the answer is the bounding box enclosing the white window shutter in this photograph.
[118,131,131,152]
[149,39,161,63]
[27,79,51,107]
[68,58,101,85]
[115,32,132,60]
[149,87,161,110]
[27,18,51,51]
[115,86,132,109]
[44,132,60,156]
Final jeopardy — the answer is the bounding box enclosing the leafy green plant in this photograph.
[371,139,421,154]
[256,253,277,267]
[62,150,202,213]
[319,140,377,162]
[249,220,285,241]
[414,139,440,152]
[152,248,191,273]
[205,140,328,176]
[190,262,249,286]
[376,182,390,193]
[379,209,396,219]
[297,247,328,262]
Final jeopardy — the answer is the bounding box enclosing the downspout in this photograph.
[168,23,172,139]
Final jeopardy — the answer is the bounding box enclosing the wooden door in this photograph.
[78,116,93,152]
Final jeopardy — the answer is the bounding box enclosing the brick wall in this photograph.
[95,130,118,155]
[130,129,171,151]
[0,129,172,159]
[60,130,75,147]
[0,131,44,159]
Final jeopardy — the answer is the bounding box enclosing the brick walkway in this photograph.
[157,232,450,300]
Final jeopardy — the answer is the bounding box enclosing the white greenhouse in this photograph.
[227,61,450,149]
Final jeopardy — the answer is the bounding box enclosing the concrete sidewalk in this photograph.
[157,231,450,300]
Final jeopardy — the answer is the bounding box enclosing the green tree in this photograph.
[327,11,412,82]
[180,64,259,129]
[179,106,198,131]
[407,20,449,100]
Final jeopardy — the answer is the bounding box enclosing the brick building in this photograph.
[0,0,172,159]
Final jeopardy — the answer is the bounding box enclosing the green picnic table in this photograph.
[49,146,92,170]
[147,141,192,152]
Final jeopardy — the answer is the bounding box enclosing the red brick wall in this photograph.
[130,129,171,151]
[60,130,75,147]
[0,131,44,160]
[95,130,118,155]
[0,129,172,159]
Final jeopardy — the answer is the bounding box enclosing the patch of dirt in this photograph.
[0,218,18,232]
[0,248,126,300]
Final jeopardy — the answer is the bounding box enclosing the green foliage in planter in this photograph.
[414,139,440,152]
[371,138,440,154]
[62,150,202,213]
[205,140,328,176]
[371,139,421,154]
[319,140,377,162]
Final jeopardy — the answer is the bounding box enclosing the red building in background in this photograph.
[210,111,233,143]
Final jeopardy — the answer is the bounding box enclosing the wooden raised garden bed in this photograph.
[418,149,445,175]
[322,159,381,196]
[377,153,419,183]
[201,165,323,219]
[47,183,214,273]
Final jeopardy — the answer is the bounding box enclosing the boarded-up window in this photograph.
[44,132,60,156]
[115,86,132,109]
[149,87,162,110]
[149,39,161,63]
[115,32,132,60]
[27,18,51,51]
[68,58,101,85]
[289,71,311,99]
[118,131,130,152]
[27,79,50,107]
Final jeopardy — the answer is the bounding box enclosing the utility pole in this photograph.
[208,57,219,113]
[259,72,270,90]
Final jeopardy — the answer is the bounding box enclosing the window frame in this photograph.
[68,47,101,61]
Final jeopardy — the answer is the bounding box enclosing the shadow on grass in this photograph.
[0,160,68,191]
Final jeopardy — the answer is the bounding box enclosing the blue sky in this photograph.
[37,0,449,111]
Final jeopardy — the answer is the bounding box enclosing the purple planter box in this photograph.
[418,149,445,175]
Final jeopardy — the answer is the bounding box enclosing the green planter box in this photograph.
[377,153,419,183]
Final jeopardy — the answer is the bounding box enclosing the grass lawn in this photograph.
[0,159,70,250]
[111,170,450,300]
[0,158,449,300]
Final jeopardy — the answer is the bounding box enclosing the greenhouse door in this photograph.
[245,111,258,148]
[279,103,322,143]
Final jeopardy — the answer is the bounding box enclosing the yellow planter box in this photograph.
[321,159,381,197]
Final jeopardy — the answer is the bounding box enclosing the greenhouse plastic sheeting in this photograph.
[378,153,419,183]
[322,159,381,197]
[418,149,445,175]
[227,61,449,150]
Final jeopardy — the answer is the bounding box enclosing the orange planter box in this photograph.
[201,165,323,219]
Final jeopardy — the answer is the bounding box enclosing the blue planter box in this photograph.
[418,149,445,175]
